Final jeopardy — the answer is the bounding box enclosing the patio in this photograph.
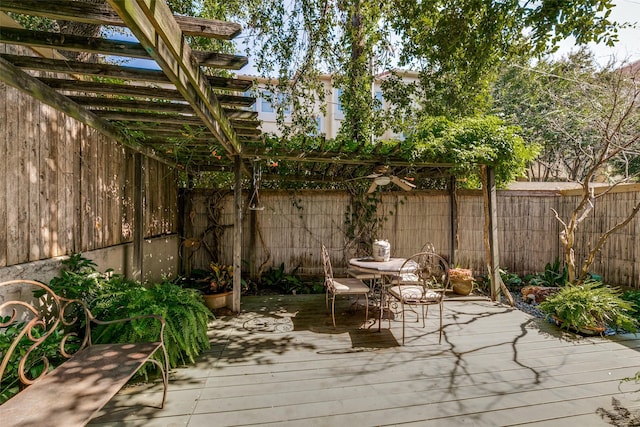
[89,294,640,426]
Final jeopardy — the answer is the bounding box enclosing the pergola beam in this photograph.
[240,151,454,168]
[1,53,253,90]
[0,55,177,168]
[0,53,169,82]
[38,77,184,100]
[107,0,241,158]
[0,26,248,69]
[0,0,242,39]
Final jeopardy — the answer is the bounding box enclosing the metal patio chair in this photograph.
[386,251,450,344]
[321,244,370,327]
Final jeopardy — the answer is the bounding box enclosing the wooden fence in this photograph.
[0,44,178,268]
[184,186,640,288]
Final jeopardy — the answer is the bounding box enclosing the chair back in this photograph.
[321,244,334,280]
[400,251,450,291]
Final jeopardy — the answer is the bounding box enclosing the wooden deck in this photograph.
[89,294,640,426]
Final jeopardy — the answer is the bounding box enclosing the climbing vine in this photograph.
[343,185,384,257]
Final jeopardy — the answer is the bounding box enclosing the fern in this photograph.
[46,254,213,376]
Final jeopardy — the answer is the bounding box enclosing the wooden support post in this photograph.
[482,166,513,305]
[449,175,457,265]
[132,153,144,281]
[233,155,243,312]
[486,167,499,300]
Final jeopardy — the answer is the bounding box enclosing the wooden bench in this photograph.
[0,279,169,427]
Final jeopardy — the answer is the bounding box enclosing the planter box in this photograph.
[202,291,233,310]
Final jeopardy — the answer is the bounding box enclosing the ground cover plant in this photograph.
[483,262,638,336]
[539,281,637,334]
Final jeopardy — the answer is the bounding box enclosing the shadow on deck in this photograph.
[90,294,640,426]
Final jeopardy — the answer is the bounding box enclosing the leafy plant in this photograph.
[204,262,234,294]
[45,254,212,374]
[90,279,212,370]
[539,281,637,334]
[622,289,640,320]
[524,258,568,287]
[499,269,524,289]
[260,263,305,294]
[0,317,77,404]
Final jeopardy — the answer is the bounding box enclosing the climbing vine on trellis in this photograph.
[344,185,386,257]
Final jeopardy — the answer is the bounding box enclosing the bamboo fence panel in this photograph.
[455,192,486,272]
[187,187,640,288]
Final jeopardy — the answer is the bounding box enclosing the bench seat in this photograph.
[0,342,165,427]
[0,279,169,427]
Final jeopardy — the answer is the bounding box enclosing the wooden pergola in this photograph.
[0,0,507,311]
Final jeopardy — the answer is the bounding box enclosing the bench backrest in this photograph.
[0,279,93,390]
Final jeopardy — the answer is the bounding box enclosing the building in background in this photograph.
[241,70,419,141]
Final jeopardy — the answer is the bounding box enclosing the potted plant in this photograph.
[448,267,475,295]
[201,262,234,310]
[539,281,637,335]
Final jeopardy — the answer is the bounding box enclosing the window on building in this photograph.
[374,91,384,111]
[278,93,291,115]
[261,90,274,113]
[337,89,344,112]
[335,89,344,120]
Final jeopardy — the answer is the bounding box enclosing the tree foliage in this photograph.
[406,115,539,187]
[492,49,640,181]
[389,0,621,118]
[495,52,640,284]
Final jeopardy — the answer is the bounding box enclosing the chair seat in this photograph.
[388,285,441,303]
[330,277,370,294]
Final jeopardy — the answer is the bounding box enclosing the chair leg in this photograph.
[423,305,428,328]
[438,302,443,344]
[331,294,336,327]
[363,293,369,327]
[401,301,406,345]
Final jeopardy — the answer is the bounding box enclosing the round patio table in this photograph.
[348,257,414,331]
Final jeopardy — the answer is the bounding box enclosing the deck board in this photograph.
[90,294,640,426]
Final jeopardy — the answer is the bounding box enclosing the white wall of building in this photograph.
[241,70,420,141]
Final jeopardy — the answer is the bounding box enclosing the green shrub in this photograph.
[622,289,640,320]
[0,318,78,404]
[260,263,304,294]
[539,281,637,333]
[46,254,212,373]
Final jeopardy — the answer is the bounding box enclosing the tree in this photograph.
[493,49,608,181]
[232,0,623,139]
[493,48,640,284]
[497,55,640,284]
[555,65,640,284]
[388,0,621,118]
[406,115,540,187]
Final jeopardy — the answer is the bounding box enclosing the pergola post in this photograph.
[481,165,512,304]
[233,155,243,312]
[132,152,144,281]
[485,166,500,300]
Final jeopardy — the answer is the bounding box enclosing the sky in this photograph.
[554,0,640,66]
[120,0,640,73]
